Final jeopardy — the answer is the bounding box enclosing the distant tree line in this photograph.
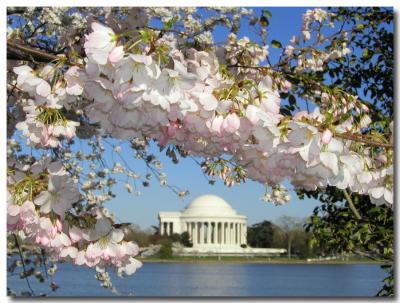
[247,215,343,258]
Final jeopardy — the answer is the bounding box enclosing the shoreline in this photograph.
[137,257,388,265]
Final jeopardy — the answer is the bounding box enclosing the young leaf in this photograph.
[288,95,296,106]
[271,40,282,48]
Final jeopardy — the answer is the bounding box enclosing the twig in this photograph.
[342,189,362,220]
[40,249,50,280]
[7,40,81,67]
[7,40,60,63]
[333,132,393,149]
[13,234,36,296]
[353,249,390,262]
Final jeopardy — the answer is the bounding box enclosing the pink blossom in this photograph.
[167,121,180,137]
[84,22,116,65]
[261,99,280,115]
[157,132,169,148]
[69,226,83,243]
[65,66,85,95]
[321,129,333,144]
[35,218,55,246]
[209,115,224,135]
[361,103,370,112]
[222,113,240,134]
[7,201,38,232]
[245,105,260,125]
[108,46,124,64]
[41,126,51,145]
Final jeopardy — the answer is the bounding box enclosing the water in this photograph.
[7,262,386,297]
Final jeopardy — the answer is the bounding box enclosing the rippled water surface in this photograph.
[8,262,386,297]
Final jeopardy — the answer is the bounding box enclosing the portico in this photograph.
[159,194,247,250]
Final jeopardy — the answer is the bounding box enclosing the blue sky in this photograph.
[104,7,322,229]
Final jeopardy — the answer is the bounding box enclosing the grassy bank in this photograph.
[137,255,388,265]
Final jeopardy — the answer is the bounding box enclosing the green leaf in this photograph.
[288,95,296,106]
[259,16,269,27]
[164,17,178,30]
[262,9,272,18]
[280,107,291,116]
[249,17,258,26]
[271,40,282,48]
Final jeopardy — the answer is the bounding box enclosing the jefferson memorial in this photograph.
[158,194,286,256]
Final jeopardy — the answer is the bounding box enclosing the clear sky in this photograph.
[102,7,323,229]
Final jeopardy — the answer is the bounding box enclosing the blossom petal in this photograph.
[369,187,384,199]
[320,152,338,175]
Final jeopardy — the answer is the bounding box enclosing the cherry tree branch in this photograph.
[228,64,393,149]
[333,132,393,149]
[7,40,393,151]
[13,234,36,296]
[7,40,68,65]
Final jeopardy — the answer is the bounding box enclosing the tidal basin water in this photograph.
[8,262,386,297]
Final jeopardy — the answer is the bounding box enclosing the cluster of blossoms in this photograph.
[225,33,269,67]
[294,44,351,72]
[12,19,394,208]
[7,157,142,277]
[260,185,290,206]
[66,21,394,206]
[318,90,371,123]
[284,9,351,73]
[301,8,334,42]
[13,65,80,148]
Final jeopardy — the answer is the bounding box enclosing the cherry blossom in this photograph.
[34,174,80,218]
[13,65,51,97]
[84,22,118,65]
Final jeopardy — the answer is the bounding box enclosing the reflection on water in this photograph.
[7,262,385,297]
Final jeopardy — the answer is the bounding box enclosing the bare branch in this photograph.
[7,40,61,64]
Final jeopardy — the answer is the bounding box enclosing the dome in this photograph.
[182,194,237,217]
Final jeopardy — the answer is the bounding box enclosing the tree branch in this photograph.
[7,7,28,15]
[13,234,35,296]
[7,40,65,64]
[353,249,390,262]
[333,132,393,149]
[228,64,393,149]
[343,189,362,220]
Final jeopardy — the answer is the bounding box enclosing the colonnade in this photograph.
[184,221,246,246]
[160,221,174,235]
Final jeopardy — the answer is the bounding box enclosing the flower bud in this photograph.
[321,129,333,145]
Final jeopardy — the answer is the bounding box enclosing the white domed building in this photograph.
[158,194,286,256]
